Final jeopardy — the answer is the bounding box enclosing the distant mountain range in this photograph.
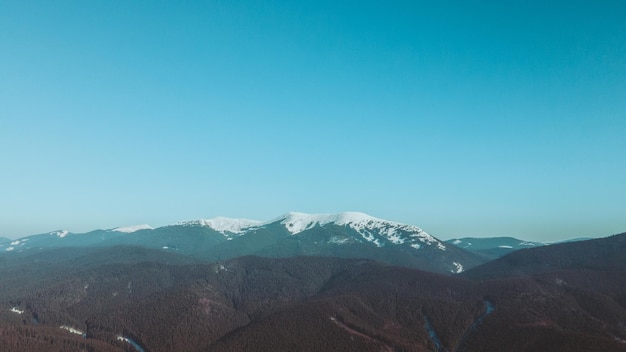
[445,237,546,260]
[445,236,593,261]
[1,212,595,275]
[463,232,626,280]
[1,212,486,274]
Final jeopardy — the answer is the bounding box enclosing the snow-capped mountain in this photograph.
[0,212,486,274]
[271,212,446,250]
[170,212,448,252]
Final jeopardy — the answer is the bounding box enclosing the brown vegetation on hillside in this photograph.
[0,235,625,351]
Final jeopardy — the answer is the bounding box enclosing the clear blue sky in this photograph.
[1,1,625,241]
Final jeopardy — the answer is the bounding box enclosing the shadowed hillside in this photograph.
[1,240,625,351]
[462,232,626,280]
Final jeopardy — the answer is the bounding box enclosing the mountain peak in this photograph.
[273,212,444,250]
[178,217,263,234]
[276,212,382,234]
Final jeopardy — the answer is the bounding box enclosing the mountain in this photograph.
[244,212,484,273]
[1,246,625,352]
[462,232,626,280]
[446,237,545,260]
[1,212,486,274]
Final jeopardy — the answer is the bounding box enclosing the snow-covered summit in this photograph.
[275,212,418,235]
[272,212,445,250]
[112,224,154,233]
[274,212,381,234]
[178,217,263,235]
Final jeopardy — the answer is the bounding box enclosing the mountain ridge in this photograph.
[1,212,482,274]
[6,212,431,237]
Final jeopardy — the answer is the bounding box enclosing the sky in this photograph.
[1,1,625,241]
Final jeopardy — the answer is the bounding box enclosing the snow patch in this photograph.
[5,247,14,251]
[112,224,153,233]
[498,245,513,249]
[10,307,24,315]
[117,336,145,352]
[50,230,69,238]
[60,325,84,336]
[452,239,462,245]
[387,232,405,244]
[213,263,228,273]
[10,240,20,246]
[452,262,464,273]
[329,236,351,245]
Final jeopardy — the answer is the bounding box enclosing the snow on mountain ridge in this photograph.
[275,212,445,250]
[178,217,263,235]
[50,230,69,238]
[10,213,444,252]
[112,224,154,233]
[276,211,399,233]
[276,212,355,234]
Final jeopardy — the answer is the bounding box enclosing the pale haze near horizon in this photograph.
[1,1,625,242]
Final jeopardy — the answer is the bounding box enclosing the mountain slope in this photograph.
[462,232,626,280]
[457,232,626,352]
[246,212,484,273]
[1,246,626,352]
[446,237,545,260]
